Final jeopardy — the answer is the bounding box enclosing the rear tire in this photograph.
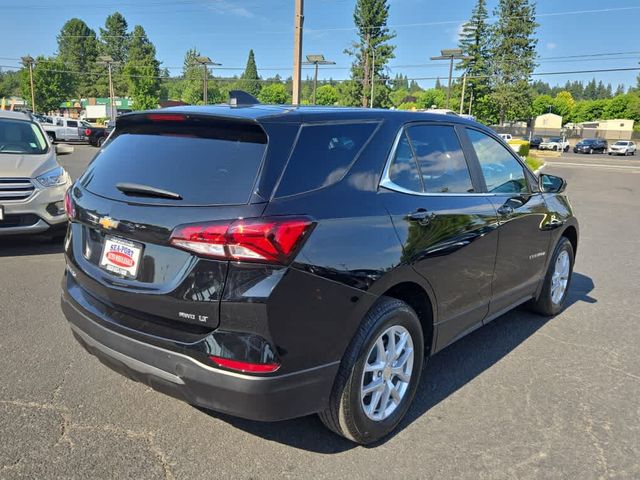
[97,136,105,147]
[47,132,56,143]
[529,237,574,316]
[319,297,424,444]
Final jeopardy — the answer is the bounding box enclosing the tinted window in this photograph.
[467,129,529,194]
[0,119,48,154]
[406,125,474,193]
[67,120,78,127]
[276,122,377,197]
[82,117,267,205]
[388,133,422,192]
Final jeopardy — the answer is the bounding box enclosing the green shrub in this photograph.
[519,143,530,157]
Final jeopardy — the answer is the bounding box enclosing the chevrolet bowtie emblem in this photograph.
[98,216,119,230]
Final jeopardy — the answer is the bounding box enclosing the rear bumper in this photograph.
[61,289,339,422]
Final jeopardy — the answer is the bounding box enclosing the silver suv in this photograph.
[0,110,73,236]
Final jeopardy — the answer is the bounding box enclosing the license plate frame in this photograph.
[99,235,144,279]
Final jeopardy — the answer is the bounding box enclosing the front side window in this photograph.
[0,119,48,155]
[276,122,378,197]
[406,125,474,193]
[467,129,529,194]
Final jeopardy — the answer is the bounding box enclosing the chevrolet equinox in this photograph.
[61,100,578,444]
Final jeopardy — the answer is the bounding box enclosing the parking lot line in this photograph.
[545,161,640,172]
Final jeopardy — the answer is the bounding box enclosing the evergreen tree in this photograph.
[345,0,395,107]
[458,0,492,118]
[123,25,160,109]
[490,0,538,123]
[95,12,130,97]
[584,78,597,100]
[615,84,625,96]
[435,78,443,90]
[21,56,74,113]
[57,18,100,98]
[239,49,261,97]
[180,48,205,104]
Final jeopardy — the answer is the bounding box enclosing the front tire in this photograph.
[529,237,574,316]
[319,297,424,444]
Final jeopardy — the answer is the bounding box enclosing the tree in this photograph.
[179,48,205,104]
[258,83,288,104]
[490,0,538,123]
[239,49,261,97]
[20,56,74,113]
[615,84,625,96]
[57,18,100,98]
[315,84,339,105]
[584,78,597,100]
[531,94,554,117]
[390,88,411,107]
[95,12,130,96]
[458,0,492,120]
[415,88,446,109]
[552,91,575,119]
[123,25,160,110]
[0,69,21,98]
[345,0,395,107]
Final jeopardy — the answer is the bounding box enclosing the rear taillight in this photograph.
[147,113,186,122]
[209,355,280,373]
[84,128,91,136]
[170,216,314,264]
[64,189,75,220]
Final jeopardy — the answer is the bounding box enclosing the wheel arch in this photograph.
[561,224,578,256]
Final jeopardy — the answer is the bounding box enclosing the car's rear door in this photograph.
[463,127,552,318]
[380,122,499,349]
[66,113,270,330]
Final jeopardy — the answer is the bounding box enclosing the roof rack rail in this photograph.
[229,90,260,107]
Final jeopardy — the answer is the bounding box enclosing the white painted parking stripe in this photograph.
[545,161,640,171]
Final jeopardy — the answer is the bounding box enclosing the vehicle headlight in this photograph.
[36,167,69,187]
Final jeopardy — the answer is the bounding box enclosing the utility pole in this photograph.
[21,56,35,113]
[302,54,335,104]
[196,56,221,104]
[292,0,304,105]
[430,49,471,109]
[459,75,467,114]
[370,47,376,109]
[98,56,120,122]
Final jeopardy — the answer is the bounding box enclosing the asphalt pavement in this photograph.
[0,145,639,479]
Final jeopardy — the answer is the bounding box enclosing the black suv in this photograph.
[573,138,607,154]
[61,103,578,444]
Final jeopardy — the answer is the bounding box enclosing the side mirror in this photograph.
[540,173,566,193]
[55,144,74,155]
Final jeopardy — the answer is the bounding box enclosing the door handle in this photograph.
[497,204,514,216]
[407,209,434,226]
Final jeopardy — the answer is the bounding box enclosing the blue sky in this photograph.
[2,0,640,90]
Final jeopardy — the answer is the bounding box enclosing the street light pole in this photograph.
[302,54,335,105]
[459,75,467,114]
[430,49,472,109]
[292,0,304,105]
[21,56,35,113]
[370,47,375,109]
[195,56,221,104]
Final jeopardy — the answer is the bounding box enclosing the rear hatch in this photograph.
[66,112,269,331]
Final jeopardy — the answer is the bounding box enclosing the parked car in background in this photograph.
[573,138,608,154]
[85,123,114,147]
[539,137,570,152]
[499,133,512,142]
[42,117,87,143]
[61,103,579,444]
[527,136,543,149]
[0,110,73,237]
[608,140,636,156]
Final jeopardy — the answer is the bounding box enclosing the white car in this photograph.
[539,137,570,152]
[499,133,512,142]
[608,140,636,156]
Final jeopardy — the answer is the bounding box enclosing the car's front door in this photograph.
[65,120,79,140]
[380,123,499,349]
[464,128,552,318]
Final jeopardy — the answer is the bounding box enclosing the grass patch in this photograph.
[525,156,544,172]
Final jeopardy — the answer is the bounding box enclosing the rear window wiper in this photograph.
[116,182,183,200]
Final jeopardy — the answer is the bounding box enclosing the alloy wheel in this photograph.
[360,325,414,421]
[551,250,570,305]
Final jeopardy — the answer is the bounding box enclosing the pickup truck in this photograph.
[539,137,570,152]
[41,117,89,143]
[85,124,114,147]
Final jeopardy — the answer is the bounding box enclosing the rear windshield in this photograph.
[0,119,48,155]
[81,115,267,205]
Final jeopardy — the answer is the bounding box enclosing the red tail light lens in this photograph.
[170,216,314,264]
[64,189,75,220]
[209,355,280,373]
[146,113,186,122]
[84,128,91,136]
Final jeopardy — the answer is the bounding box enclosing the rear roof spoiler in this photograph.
[229,90,260,107]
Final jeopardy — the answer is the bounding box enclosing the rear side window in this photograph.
[389,133,422,192]
[275,122,378,197]
[67,120,78,127]
[81,116,267,205]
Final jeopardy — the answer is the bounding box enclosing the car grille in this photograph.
[0,178,36,202]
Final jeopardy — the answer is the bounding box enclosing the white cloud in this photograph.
[205,0,254,18]
[547,42,557,50]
